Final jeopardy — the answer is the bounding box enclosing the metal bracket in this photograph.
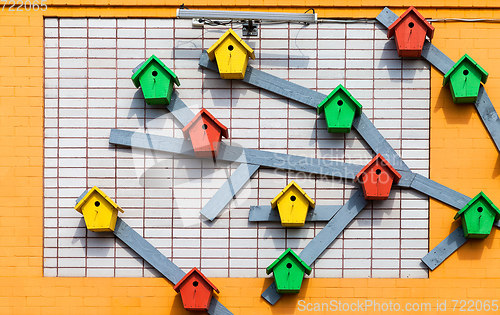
[242,20,258,36]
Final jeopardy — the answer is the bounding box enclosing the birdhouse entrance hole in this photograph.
[95,201,100,207]
[375,169,381,175]
[152,70,158,77]
[408,22,414,28]
[201,124,208,130]
[478,207,483,212]
[463,69,469,75]
[228,45,234,51]
[337,100,343,106]
[193,281,199,287]
[290,195,296,201]
[286,263,292,269]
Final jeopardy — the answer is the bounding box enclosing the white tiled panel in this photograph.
[44,18,430,278]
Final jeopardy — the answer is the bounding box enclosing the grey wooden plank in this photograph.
[375,7,398,28]
[421,226,468,271]
[474,85,500,153]
[261,188,367,305]
[249,205,342,222]
[199,51,324,107]
[109,129,364,180]
[114,218,233,315]
[166,92,196,127]
[352,114,410,172]
[410,174,471,210]
[201,163,260,221]
[200,53,410,173]
[113,217,186,284]
[421,42,455,75]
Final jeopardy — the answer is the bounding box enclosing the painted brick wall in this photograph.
[1,4,500,315]
[43,17,430,279]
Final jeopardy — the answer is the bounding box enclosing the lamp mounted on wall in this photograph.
[177,7,318,36]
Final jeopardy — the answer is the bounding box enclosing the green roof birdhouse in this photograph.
[271,181,315,227]
[266,248,311,294]
[317,84,362,133]
[443,54,488,104]
[454,192,500,239]
[131,54,180,105]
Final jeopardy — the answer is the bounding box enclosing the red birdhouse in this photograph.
[354,154,402,201]
[173,267,219,312]
[387,6,435,58]
[182,108,228,159]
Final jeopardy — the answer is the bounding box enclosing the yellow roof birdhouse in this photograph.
[271,181,315,227]
[74,186,124,232]
[206,28,255,80]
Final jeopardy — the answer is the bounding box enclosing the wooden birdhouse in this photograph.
[443,54,488,104]
[74,186,124,232]
[266,248,311,294]
[387,6,435,58]
[131,54,180,105]
[182,108,229,159]
[206,28,256,79]
[355,154,402,201]
[271,181,315,227]
[173,267,219,312]
[454,192,500,239]
[317,84,362,133]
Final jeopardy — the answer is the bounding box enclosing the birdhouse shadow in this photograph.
[433,87,473,124]
[453,221,495,261]
[171,294,191,315]
[268,281,309,314]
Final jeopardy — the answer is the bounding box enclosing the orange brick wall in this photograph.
[2,4,500,314]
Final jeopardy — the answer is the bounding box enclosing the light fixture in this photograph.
[177,9,317,36]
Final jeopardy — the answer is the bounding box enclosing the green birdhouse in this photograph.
[131,54,180,105]
[454,192,500,239]
[266,248,311,294]
[317,84,362,133]
[443,54,488,104]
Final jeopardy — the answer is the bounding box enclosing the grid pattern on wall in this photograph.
[43,17,430,278]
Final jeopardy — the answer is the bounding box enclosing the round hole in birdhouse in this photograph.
[408,22,414,28]
[193,281,199,287]
[478,207,483,213]
[290,195,296,202]
[202,124,208,130]
[375,169,381,175]
[95,201,100,207]
[337,100,343,106]
[463,69,469,76]
[152,70,158,77]
[286,263,292,269]
[228,45,234,51]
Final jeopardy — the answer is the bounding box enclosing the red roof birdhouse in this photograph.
[182,109,228,159]
[355,154,402,200]
[173,267,219,312]
[387,6,435,58]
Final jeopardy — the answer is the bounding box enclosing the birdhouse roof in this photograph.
[131,54,180,88]
[317,84,363,116]
[266,248,312,275]
[182,108,229,139]
[206,28,256,61]
[173,267,219,293]
[270,181,316,209]
[387,6,435,39]
[74,186,123,214]
[454,192,500,220]
[354,153,402,184]
[443,54,489,86]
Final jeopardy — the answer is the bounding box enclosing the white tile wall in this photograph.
[44,18,430,279]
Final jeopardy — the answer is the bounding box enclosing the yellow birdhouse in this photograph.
[206,28,255,80]
[271,181,315,227]
[74,186,124,232]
